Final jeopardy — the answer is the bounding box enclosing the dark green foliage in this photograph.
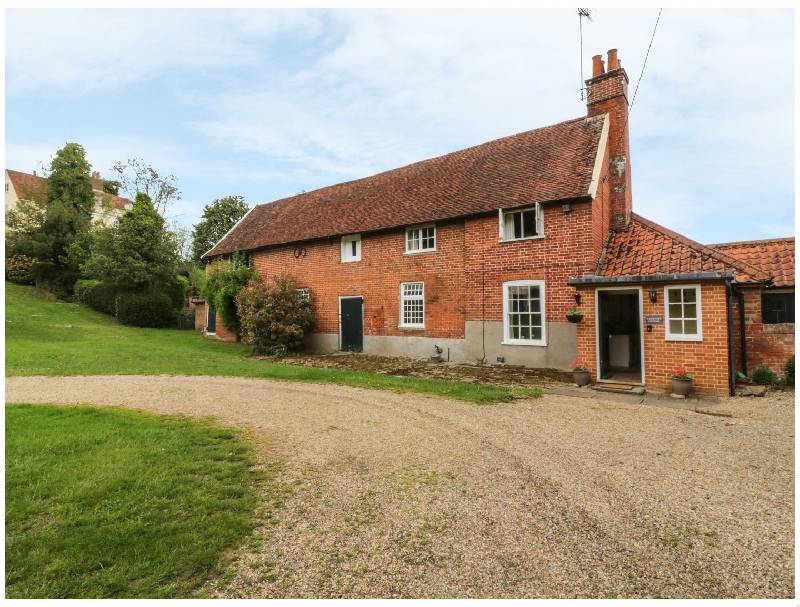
[116,291,175,328]
[5,253,36,284]
[77,281,128,316]
[6,143,93,291]
[187,267,207,298]
[102,179,121,195]
[155,275,188,311]
[753,365,778,386]
[201,253,254,336]
[236,275,315,355]
[784,356,794,386]
[191,195,250,263]
[81,193,177,291]
[30,263,80,300]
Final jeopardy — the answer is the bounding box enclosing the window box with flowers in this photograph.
[670,365,693,396]
[570,357,591,386]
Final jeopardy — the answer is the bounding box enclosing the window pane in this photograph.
[683,304,697,319]
[682,288,696,303]
[668,289,681,304]
[669,319,683,334]
[668,304,683,319]
[684,319,698,334]
[520,326,530,340]
[532,327,542,340]
[510,326,520,339]
[522,209,537,237]
[513,213,523,239]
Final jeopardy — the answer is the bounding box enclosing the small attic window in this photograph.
[341,234,361,263]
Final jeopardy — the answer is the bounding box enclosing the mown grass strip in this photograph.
[5,404,268,599]
[5,283,540,404]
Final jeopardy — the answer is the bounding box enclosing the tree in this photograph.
[191,196,250,263]
[111,157,181,214]
[81,192,178,291]
[7,143,94,268]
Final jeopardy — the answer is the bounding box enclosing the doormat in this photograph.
[597,383,635,390]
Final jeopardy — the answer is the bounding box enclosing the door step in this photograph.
[592,383,646,395]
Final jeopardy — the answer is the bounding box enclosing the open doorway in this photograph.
[596,288,643,384]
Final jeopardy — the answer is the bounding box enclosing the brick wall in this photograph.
[732,287,795,377]
[575,282,733,396]
[250,220,467,340]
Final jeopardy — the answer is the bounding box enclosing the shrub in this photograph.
[5,253,36,285]
[116,292,175,328]
[784,356,795,386]
[80,282,128,316]
[236,275,314,355]
[73,279,101,302]
[202,254,254,336]
[30,263,80,300]
[154,275,187,311]
[753,365,778,386]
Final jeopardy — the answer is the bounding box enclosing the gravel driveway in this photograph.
[5,376,794,599]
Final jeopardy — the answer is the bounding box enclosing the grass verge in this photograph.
[5,404,266,598]
[5,283,540,404]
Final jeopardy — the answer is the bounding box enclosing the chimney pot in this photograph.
[592,54,605,77]
[607,49,619,71]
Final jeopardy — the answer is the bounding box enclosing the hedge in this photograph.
[115,291,175,328]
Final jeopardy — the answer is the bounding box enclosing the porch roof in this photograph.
[587,213,772,285]
[709,237,794,288]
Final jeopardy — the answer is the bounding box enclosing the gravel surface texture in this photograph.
[5,375,794,599]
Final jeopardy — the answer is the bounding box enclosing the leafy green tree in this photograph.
[82,193,178,291]
[7,143,94,268]
[191,196,250,263]
[236,275,314,355]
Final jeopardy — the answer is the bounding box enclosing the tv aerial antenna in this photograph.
[578,8,592,100]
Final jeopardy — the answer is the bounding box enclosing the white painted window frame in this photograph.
[664,284,703,341]
[296,288,310,302]
[499,204,544,242]
[502,279,547,346]
[399,281,425,328]
[405,223,436,254]
[341,234,361,263]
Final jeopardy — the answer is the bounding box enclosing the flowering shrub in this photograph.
[569,357,590,372]
[670,365,693,380]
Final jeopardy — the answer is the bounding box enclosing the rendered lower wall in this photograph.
[465,321,576,368]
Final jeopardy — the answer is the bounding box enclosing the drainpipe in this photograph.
[725,279,736,397]
[737,287,748,377]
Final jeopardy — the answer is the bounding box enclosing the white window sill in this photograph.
[665,335,703,342]
[499,235,545,243]
[341,259,361,263]
[404,249,436,255]
[501,340,547,347]
[399,325,425,331]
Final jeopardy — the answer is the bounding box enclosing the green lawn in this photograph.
[5,282,540,404]
[5,404,271,598]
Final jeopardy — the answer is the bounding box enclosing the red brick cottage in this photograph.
[201,49,794,396]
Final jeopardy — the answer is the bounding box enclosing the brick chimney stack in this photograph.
[586,48,631,231]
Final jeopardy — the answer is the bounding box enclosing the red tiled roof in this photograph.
[598,213,772,284]
[7,168,132,212]
[6,169,48,202]
[204,115,608,258]
[709,237,795,288]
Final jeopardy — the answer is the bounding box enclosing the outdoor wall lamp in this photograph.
[573,293,581,306]
[649,286,658,304]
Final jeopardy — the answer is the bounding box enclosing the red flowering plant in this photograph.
[570,357,590,372]
[670,365,693,380]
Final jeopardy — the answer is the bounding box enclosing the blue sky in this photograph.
[4,8,795,245]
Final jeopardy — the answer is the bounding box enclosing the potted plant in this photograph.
[566,306,584,323]
[570,357,591,386]
[670,365,693,396]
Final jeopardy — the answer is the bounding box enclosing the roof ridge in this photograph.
[629,212,772,283]
[709,236,795,248]
[251,115,599,210]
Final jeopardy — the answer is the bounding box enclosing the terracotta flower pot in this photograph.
[566,314,584,324]
[671,378,692,396]
[573,370,591,386]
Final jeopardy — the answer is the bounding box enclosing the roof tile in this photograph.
[709,237,795,288]
[205,115,607,257]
